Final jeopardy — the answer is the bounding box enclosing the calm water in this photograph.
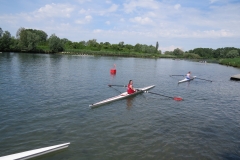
[0,52,240,160]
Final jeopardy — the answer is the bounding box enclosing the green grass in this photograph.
[219,58,240,68]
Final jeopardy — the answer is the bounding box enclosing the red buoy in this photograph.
[110,64,116,74]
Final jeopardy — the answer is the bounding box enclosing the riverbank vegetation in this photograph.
[0,27,240,67]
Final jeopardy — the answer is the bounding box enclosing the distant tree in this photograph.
[156,41,159,51]
[17,28,46,51]
[16,27,25,40]
[102,42,111,50]
[226,50,239,58]
[111,44,119,51]
[0,27,3,37]
[134,43,141,52]
[79,41,86,49]
[48,34,63,52]
[158,50,162,54]
[173,48,184,56]
[86,39,97,47]
[164,51,173,55]
[119,41,124,47]
[61,38,70,45]
[141,44,148,53]
[0,31,12,51]
[26,31,40,51]
[125,44,134,50]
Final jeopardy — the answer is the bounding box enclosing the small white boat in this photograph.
[89,85,155,108]
[178,76,196,84]
[0,142,70,160]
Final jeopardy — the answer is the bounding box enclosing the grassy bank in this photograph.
[219,58,240,68]
[59,49,177,58]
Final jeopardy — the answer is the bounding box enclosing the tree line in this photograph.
[0,27,239,59]
[0,27,160,56]
[165,47,240,59]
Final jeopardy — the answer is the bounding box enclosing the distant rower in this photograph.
[186,71,192,79]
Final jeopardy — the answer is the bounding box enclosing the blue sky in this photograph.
[0,0,240,52]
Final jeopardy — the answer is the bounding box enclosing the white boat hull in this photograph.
[0,142,70,160]
[178,76,196,83]
[89,85,155,108]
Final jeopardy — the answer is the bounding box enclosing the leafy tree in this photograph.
[119,41,124,47]
[164,51,173,55]
[125,44,134,50]
[16,27,25,39]
[158,50,162,55]
[173,48,184,56]
[61,38,70,45]
[192,48,213,58]
[10,37,20,51]
[226,50,239,58]
[26,31,40,51]
[102,42,111,50]
[48,34,63,52]
[147,45,156,53]
[0,31,12,51]
[79,41,86,49]
[111,44,119,51]
[156,41,159,52]
[0,27,3,37]
[86,39,97,47]
[19,28,28,50]
[134,43,141,52]
[17,27,47,51]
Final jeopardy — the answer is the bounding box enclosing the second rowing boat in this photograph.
[178,76,196,84]
[89,85,155,108]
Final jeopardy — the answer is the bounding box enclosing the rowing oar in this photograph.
[195,77,212,82]
[145,91,183,101]
[170,75,184,76]
[108,84,127,87]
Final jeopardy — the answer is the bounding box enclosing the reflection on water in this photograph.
[126,97,134,109]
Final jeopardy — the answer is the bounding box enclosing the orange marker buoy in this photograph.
[110,64,116,74]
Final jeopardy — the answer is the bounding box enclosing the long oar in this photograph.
[108,84,127,87]
[195,77,212,82]
[145,91,183,101]
[170,75,184,76]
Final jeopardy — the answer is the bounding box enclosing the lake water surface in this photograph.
[0,52,240,160]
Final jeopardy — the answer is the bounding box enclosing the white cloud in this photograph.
[174,4,181,10]
[108,4,118,12]
[79,9,86,14]
[35,3,74,18]
[123,0,158,13]
[210,0,219,4]
[130,17,153,25]
[75,15,92,24]
[106,21,111,25]
[105,0,112,4]
[93,29,103,33]
[78,0,91,4]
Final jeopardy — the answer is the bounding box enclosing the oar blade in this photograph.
[173,97,183,101]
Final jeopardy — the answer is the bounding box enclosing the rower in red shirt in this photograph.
[127,80,136,94]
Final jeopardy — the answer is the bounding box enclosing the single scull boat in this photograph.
[0,142,70,160]
[89,85,155,108]
[178,76,196,84]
